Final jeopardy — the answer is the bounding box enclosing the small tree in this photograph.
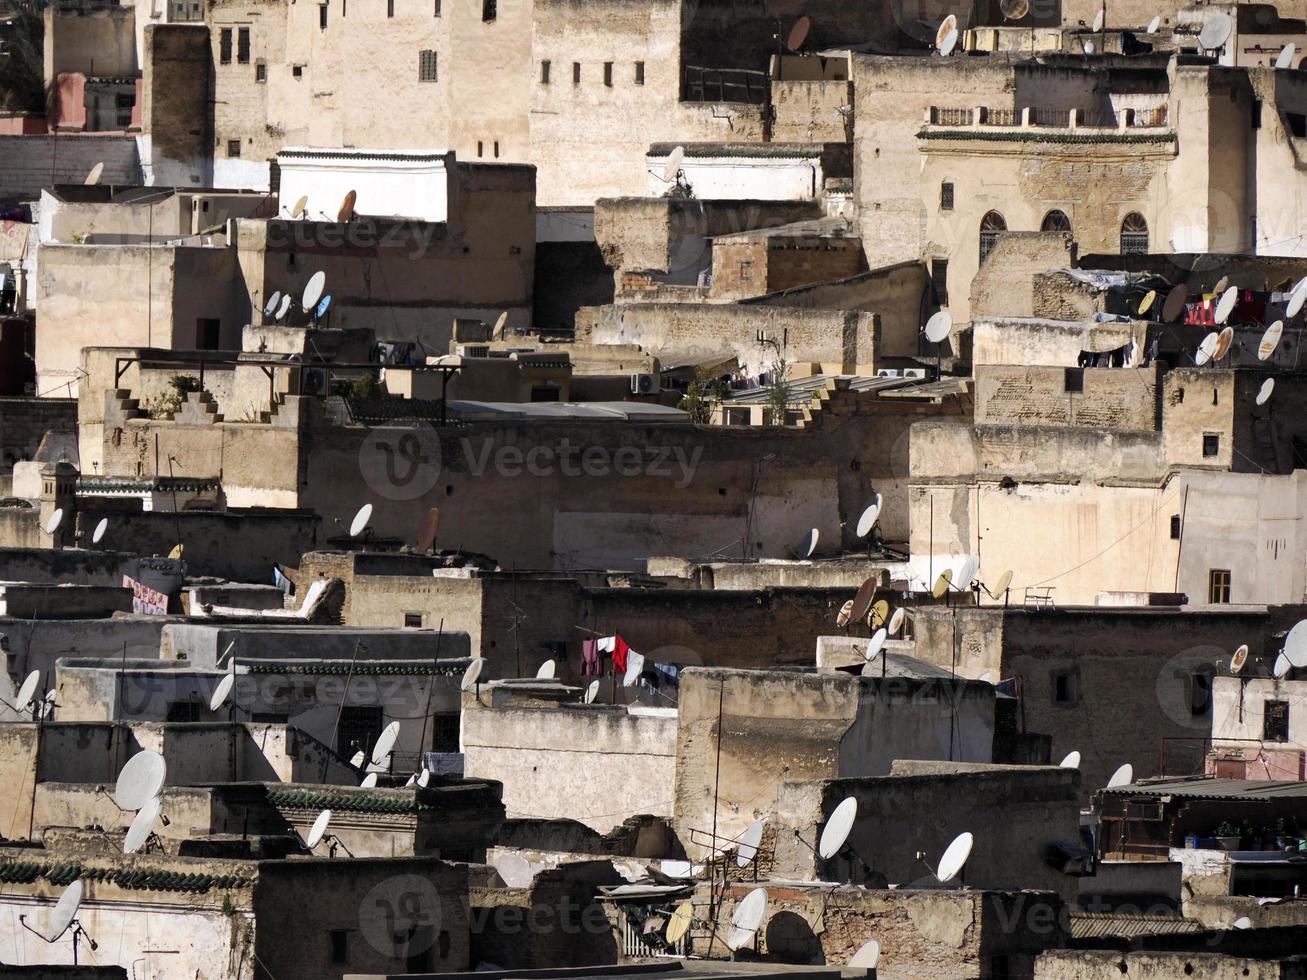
[677,369,727,425]
[0,2,47,115]
[764,354,790,427]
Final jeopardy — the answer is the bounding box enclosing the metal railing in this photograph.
[682,65,768,105]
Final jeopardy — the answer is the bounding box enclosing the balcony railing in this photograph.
[926,104,1169,130]
[682,65,768,105]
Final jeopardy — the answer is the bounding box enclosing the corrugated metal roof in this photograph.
[1104,777,1307,801]
[1069,912,1204,939]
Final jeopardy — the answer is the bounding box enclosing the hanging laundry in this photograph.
[581,639,601,676]
[597,636,616,654]
[623,649,645,684]
[650,662,680,689]
[612,636,631,673]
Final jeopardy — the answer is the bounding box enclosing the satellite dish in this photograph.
[416,507,440,552]
[865,627,888,660]
[307,809,332,848]
[1194,332,1219,366]
[1092,8,1104,31]
[275,295,292,321]
[123,796,161,854]
[662,146,685,183]
[350,750,366,768]
[91,517,108,544]
[992,569,1014,597]
[1276,43,1296,70]
[44,880,84,942]
[924,310,953,343]
[114,751,166,810]
[737,818,764,867]
[1138,290,1156,316]
[1059,750,1081,768]
[936,831,973,883]
[849,578,877,624]
[849,940,881,968]
[494,853,533,888]
[301,271,326,312]
[291,195,308,218]
[417,768,431,787]
[999,0,1029,19]
[887,607,905,633]
[461,657,486,692]
[836,600,855,628]
[935,14,958,49]
[1256,378,1275,406]
[1284,622,1307,667]
[14,671,40,713]
[818,796,857,859]
[855,499,881,538]
[1274,653,1293,678]
[315,294,332,319]
[1215,287,1238,325]
[785,14,811,51]
[360,772,378,788]
[1259,321,1283,361]
[84,162,104,185]
[370,721,401,765]
[939,27,959,56]
[1106,763,1134,788]
[337,189,357,223]
[1199,12,1232,51]
[931,569,953,599]
[666,901,694,944]
[1161,283,1188,322]
[1230,645,1249,674]
[209,673,234,712]
[1233,916,1252,930]
[1288,282,1307,319]
[45,508,63,534]
[536,659,556,680]
[1213,326,1234,361]
[349,503,373,537]
[1214,275,1231,296]
[1146,14,1161,33]
[793,528,819,559]
[263,290,282,317]
[726,886,768,949]
[584,680,600,704]
[1083,40,1095,54]
[869,599,889,628]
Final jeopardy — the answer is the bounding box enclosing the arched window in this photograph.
[1041,209,1072,234]
[1120,212,1149,254]
[979,211,1007,264]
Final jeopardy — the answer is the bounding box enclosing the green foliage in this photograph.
[0,2,47,115]
[349,372,383,399]
[764,355,790,427]
[677,370,728,425]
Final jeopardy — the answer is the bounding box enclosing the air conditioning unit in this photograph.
[301,368,328,396]
[902,368,927,379]
[876,369,900,378]
[630,373,660,395]
[456,344,490,358]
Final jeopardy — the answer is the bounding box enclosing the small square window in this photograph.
[329,929,349,964]
[1289,112,1307,139]
[1209,568,1231,603]
[292,64,304,78]
[227,139,241,158]
[940,181,954,211]
[1264,700,1290,742]
[540,59,550,84]
[1203,433,1220,457]
[404,612,422,628]
[604,62,613,86]
[635,61,645,85]
[477,140,483,157]
[739,260,753,282]
[419,49,438,82]
[1064,367,1084,393]
[573,62,581,84]
[1052,669,1080,705]
[255,61,266,82]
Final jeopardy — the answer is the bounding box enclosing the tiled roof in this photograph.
[267,788,430,814]
[245,661,465,676]
[918,129,1176,145]
[1069,912,1204,939]
[0,861,251,892]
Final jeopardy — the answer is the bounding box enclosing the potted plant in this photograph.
[1214,821,1242,850]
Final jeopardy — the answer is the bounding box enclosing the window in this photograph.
[930,258,948,305]
[1120,212,1149,254]
[1064,367,1084,393]
[1170,514,1181,539]
[292,64,304,78]
[1189,670,1213,715]
[573,61,581,84]
[1252,99,1262,129]
[1052,669,1081,705]
[196,318,220,349]
[329,930,349,965]
[739,260,753,282]
[404,612,422,628]
[1041,209,1071,234]
[1289,112,1307,138]
[387,0,394,15]
[493,140,500,158]
[1203,433,1220,457]
[337,706,383,757]
[419,49,438,82]
[482,0,495,20]
[432,713,459,752]
[604,62,613,86]
[1208,568,1231,603]
[319,4,327,28]
[227,139,241,158]
[237,27,250,63]
[540,59,550,84]
[635,61,645,84]
[166,700,200,722]
[940,181,954,211]
[979,210,1006,264]
[433,0,440,13]
[255,61,266,82]
[1264,700,1290,743]
[724,407,751,426]
[476,140,483,157]
[219,27,232,64]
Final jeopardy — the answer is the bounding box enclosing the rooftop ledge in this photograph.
[922,104,1170,134]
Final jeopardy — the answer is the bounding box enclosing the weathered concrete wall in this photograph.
[0,135,141,199]
[141,24,210,186]
[1036,951,1290,980]
[0,398,77,476]
[975,364,1158,431]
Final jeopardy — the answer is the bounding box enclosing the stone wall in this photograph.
[0,135,141,199]
[141,24,210,187]
[975,364,1159,431]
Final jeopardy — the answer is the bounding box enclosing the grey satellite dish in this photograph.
[84,162,104,186]
[849,940,881,968]
[1059,750,1081,769]
[1257,378,1275,406]
[404,773,417,788]
[301,271,327,312]
[939,27,959,56]
[818,796,857,859]
[1274,653,1293,678]
[14,670,40,713]
[349,750,366,768]
[493,311,508,340]
[209,673,234,712]
[1211,275,1229,295]
[662,146,685,183]
[1284,622,1307,667]
[91,518,108,544]
[936,831,973,883]
[1259,321,1283,361]
[1215,286,1238,325]
[349,503,372,537]
[360,772,378,788]
[307,809,332,848]
[855,499,881,538]
[794,528,819,559]
[726,887,768,950]
[275,295,292,321]
[461,657,486,692]
[1106,763,1134,788]
[1194,332,1219,366]
[1199,12,1232,51]
[737,818,764,868]
[1083,40,1095,54]
[114,751,166,811]
[123,796,161,854]
[494,853,533,888]
[865,627,888,660]
[263,291,281,317]
[44,508,63,534]
[584,680,600,704]
[44,879,84,942]
[536,659,556,680]
[370,720,401,765]
[1276,43,1296,70]
[1092,8,1103,31]
[1233,916,1252,929]
[924,311,953,343]
[887,606,905,634]
[1146,14,1161,33]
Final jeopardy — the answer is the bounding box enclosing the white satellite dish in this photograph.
[1107,763,1134,788]
[936,831,974,883]
[123,796,161,854]
[1276,44,1296,70]
[1092,8,1103,31]
[1288,281,1307,319]
[1195,332,1219,366]
[349,750,366,768]
[725,887,768,950]
[1256,378,1275,406]
[263,291,282,317]
[736,818,765,868]
[1259,321,1283,361]
[44,508,63,534]
[91,518,108,544]
[1146,14,1161,32]
[793,528,819,559]
[1231,645,1249,674]
[1199,11,1232,51]
[819,796,858,859]
[114,751,166,811]
[209,673,235,712]
[301,271,326,312]
[865,627,888,660]
[275,294,292,321]
[44,879,84,942]
[939,27,958,56]
[307,809,332,848]
[14,670,40,713]
[1233,916,1252,929]
[662,146,685,183]
[1274,653,1293,678]
[404,773,417,787]
[536,659,556,680]
[370,721,401,765]
[360,772,378,788]
[584,680,600,704]
[417,768,431,788]
[924,310,953,343]
[887,607,905,634]
[1215,286,1238,325]
[349,503,372,537]
[849,940,881,968]
[461,657,486,692]
[1083,40,1095,54]
[494,853,533,888]
[84,162,104,186]
[1059,750,1081,769]
[855,500,881,539]
[1285,623,1307,667]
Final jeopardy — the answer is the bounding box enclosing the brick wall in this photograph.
[765,239,866,293]
[976,365,1158,431]
[0,136,140,199]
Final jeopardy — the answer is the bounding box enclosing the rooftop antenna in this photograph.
[1276,43,1297,70]
[7,670,41,717]
[349,503,373,540]
[1256,378,1275,406]
[980,569,1013,605]
[1213,326,1234,362]
[935,15,959,56]
[793,528,819,559]
[1082,39,1095,54]
[855,494,882,557]
[349,751,366,768]
[785,14,811,52]
[91,517,108,546]
[536,659,556,680]
[1092,7,1104,33]
[666,900,695,946]
[868,599,889,630]
[1283,621,1307,668]
[660,146,685,185]
[1259,321,1283,361]
[114,751,166,811]
[416,507,440,553]
[1194,332,1220,366]
[313,294,332,325]
[19,879,97,963]
[887,606,906,634]
[836,600,854,628]
[999,0,1032,51]
[306,808,332,850]
[360,772,379,788]
[493,311,509,341]
[865,627,888,662]
[724,887,768,953]
[737,818,765,874]
[818,796,857,859]
[337,190,357,224]
[291,195,308,219]
[848,577,877,626]
[209,670,236,715]
[1233,916,1252,930]
[1213,275,1230,295]
[1138,289,1157,317]
[932,569,954,601]
[461,656,486,696]
[1198,11,1232,56]
[1059,750,1081,768]
[1287,277,1307,319]
[1106,763,1134,788]
[1230,644,1249,674]
[85,162,104,186]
